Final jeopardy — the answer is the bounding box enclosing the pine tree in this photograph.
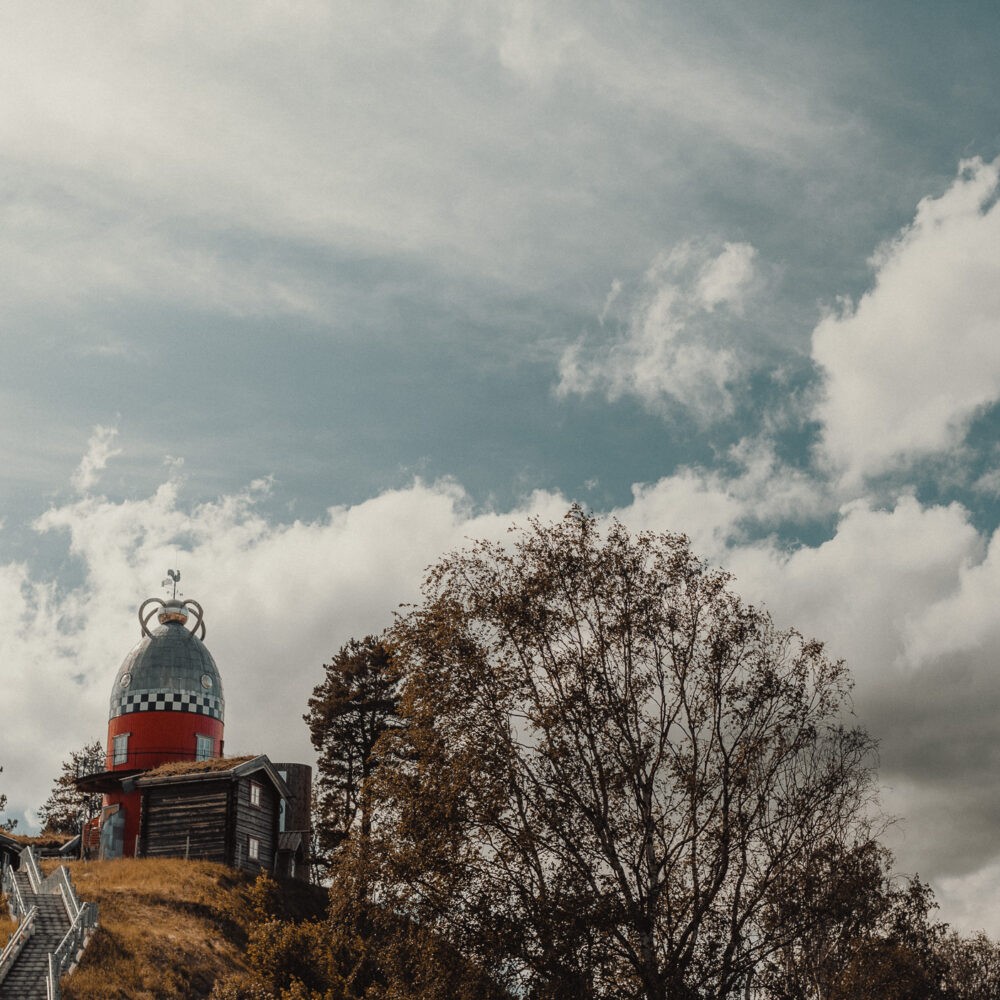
[37,740,103,835]
[304,635,402,866]
[0,763,15,831]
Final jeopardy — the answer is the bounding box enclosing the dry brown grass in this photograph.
[5,831,75,848]
[143,755,257,778]
[36,857,282,1000]
[0,893,15,951]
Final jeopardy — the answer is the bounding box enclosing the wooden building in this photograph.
[0,833,20,878]
[76,583,313,881]
[135,756,295,874]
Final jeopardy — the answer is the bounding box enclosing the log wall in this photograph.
[139,780,229,863]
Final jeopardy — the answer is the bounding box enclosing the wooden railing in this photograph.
[47,895,97,999]
[22,842,43,893]
[1,860,27,920]
[45,852,99,998]
[0,903,37,984]
[47,952,59,1000]
[0,846,99,998]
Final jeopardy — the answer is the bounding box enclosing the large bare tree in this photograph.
[365,508,881,1000]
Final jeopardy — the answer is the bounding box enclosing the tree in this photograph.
[937,930,1000,1000]
[760,840,948,999]
[0,763,15,831]
[304,635,402,864]
[213,865,511,1000]
[211,872,333,1000]
[365,507,881,1000]
[37,740,103,835]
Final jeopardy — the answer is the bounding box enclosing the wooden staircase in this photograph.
[0,847,97,1000]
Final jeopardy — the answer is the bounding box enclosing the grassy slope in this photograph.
[25,858,327,1000]
[0,894,14,950]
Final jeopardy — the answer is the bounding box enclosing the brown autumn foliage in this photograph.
[759,839,949,999]
[6,508,995,999]
[210,872,334,1000]
[937,931,1000,1000]
[37,740,104,835]
[44,858,324,1000]
[359,507,883,1000]
[212,858,512,1000]
[0,893,15,950]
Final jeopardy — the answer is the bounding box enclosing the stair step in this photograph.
[1,848,96,1000]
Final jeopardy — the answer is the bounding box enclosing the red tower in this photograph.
[98,589,225,858]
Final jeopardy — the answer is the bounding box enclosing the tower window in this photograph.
[112,733,129,766]
[195,734,214,761]
[248,836,260,861]
[249,781,262,807]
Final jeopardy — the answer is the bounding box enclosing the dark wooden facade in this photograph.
[275,831,307,879]
[139,780,230,864]
[232,772,280,871]
[272,763,312,831]
[135,756,292,876]
[0,833,20,877]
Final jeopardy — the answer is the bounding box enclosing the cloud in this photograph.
[484,2,844,161]
[900,526,1000,669]
[937,861,1000,935]
[812,157,1000,486]
[614,463,1000,930]
[616,437,828,560]
[1,450,571,838]
[717,497,1000,929]
[0,1,860,326]
[0,185,331,321]
[723,496,981,689]
[556,242,759,421]
[495,1,582,86]
[696,242,758,313]
[8,430,1000,934]
[71,425,123,493]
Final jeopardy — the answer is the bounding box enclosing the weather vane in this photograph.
[161,568,181,600]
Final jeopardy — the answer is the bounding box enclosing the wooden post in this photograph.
[184,834,190,861]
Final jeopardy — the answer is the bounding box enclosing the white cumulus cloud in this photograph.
[812,156,1000,487]
[7,426,1000,935]
[71,425,122,493]
[557,242,758,421]
[0,458,571,837]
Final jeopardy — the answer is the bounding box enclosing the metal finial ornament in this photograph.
[161,569,181,599]
[139,580,206,641]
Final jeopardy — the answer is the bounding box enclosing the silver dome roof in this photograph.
[109,619,225,722]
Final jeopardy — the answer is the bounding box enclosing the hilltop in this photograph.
[27,857,327,1000]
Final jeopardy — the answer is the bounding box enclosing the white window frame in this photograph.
[249,781,262,808]
[195,734,214,761]
[248,836,260,861]
[112,733,129,766]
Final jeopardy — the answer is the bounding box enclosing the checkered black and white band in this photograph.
[111,688,225,721]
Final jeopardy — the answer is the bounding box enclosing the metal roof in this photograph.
[108,620,225,722]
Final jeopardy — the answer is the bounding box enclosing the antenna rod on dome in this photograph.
[161,569,181,600]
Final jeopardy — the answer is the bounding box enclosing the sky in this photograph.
[2,0,1000,933]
